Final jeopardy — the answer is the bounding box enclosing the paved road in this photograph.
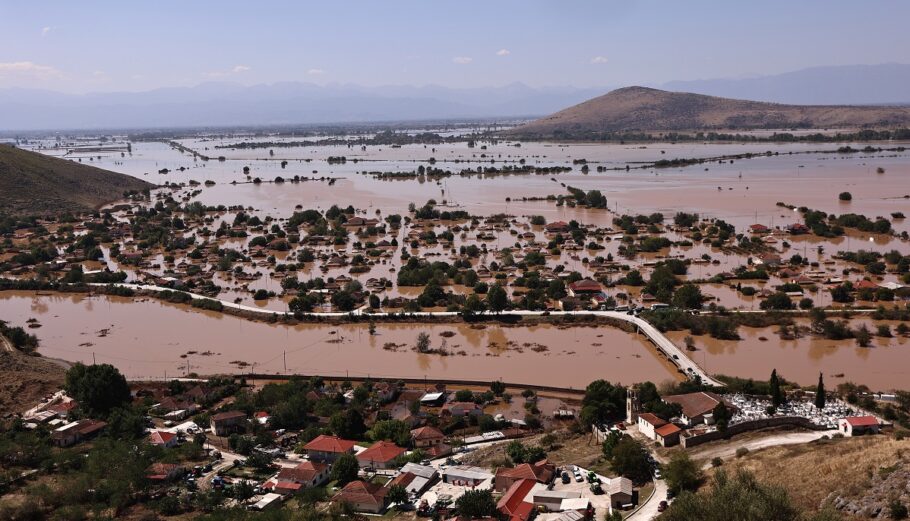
[91,283,721,386]
[691,429,838,468]
[627,478,668,521]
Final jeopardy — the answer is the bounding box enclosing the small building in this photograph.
[411,426,445,448]
[210,410,246,436]
[662,391,730,427]
[420,391,446,407]
[251,492,283,511]
[302,434,357,462]
[636,413,667,441]
[606,477,634,509]
[748,224,770,234]
[567,279,603,297]
[495,459,556,492]
[149,430,179,448]
[392,463,438,497]
[654,423,682,447]
[838,416,881,436]
[51,419,107,447]
[146,463,184,482]
[497,478,537,521]
[442,465,494,487]
[332,480,389,514]
[356,441,406,470]
[532,489,581,511]
[441,402,483,418]
[270,460,330,490]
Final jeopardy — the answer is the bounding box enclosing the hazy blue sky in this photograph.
[2,0,909,93]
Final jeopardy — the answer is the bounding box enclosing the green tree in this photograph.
[106,407,146,439]
[486,283,508,312]
[712,402,732,433]
[330,453,360,485]
[387,484,409,506]
[760,292,793,310]
[579,379,626,427]
[415,332,431,353]
[609,437,651,483]
[664,452,702,494]
[672,283,704,309]
[455,489,497,519]
[815,373,826,409]
[329,409,365,440]
[490,380,506,396]
[64,363,131,418]
[369,420,411,446]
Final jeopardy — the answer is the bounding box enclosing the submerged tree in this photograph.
[815,373,826,409]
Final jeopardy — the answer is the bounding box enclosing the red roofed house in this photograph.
[303,435,357,463]
[654,423,682,447]
[636,412,667,441]
[264,461,330,495]
[210,410,247,436]
[149,430,179,448]
[357,441,406,470]
[494,459,556,492]
[838,416,881,436]
[146,463,184,482]
[497,478,537,521]
[854,280,879,291]
[663,391,732,427]
[567,278,603,297]
[544,221,570,234]
[441,402,483,418]
[748,224,770,234]
[332,480,390,513]
[410,426,445,448]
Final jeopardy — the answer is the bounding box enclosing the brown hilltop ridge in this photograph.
[0,144,153,217]
[508,86,910,137]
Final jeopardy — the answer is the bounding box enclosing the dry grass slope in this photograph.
[509,86,910,137]
[0,144,152,217]
[717,436,910,516]
[0,349,66,416]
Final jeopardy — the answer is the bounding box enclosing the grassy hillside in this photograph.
[508,86,910,138]
[0,144,152,217]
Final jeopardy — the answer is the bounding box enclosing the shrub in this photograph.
[735,447,749,458]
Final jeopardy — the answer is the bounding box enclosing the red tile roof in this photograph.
[149,430,177,445]
[637,412,667,428]
[411,426,445,441]
[332,480,388,507]
[845,416,879,427]
[357,441,406,464]
[304,434,357,454]
[497,479,537,521]
[277,461,328,483]
[655,423,682,437]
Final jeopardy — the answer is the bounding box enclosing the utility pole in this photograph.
[283,350,287,373]
[92,352,96,364]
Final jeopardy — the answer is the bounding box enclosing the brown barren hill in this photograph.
[0,144,152,217]
[508,86,910,138]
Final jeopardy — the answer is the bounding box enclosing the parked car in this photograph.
[590,484,603,495]
[561,472,571,484]
[658,501,668,512]
[667,489,676,500]
[574,472,583,483]
[653,468,662,479]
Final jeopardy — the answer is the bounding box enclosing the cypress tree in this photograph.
[769,369,783,408]
[814,372,826,409]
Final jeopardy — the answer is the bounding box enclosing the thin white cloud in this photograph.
[205,65,251,78]
[307,68,325,76]
[0,61,62,80]
[496,49,511,56]
[590,56,609,64]
[41,26,52,37]
[453,56,473,65]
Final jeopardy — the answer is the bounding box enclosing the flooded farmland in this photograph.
[0,292,682,388]
[7,134,910,392]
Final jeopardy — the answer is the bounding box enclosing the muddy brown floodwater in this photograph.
[0,292,681,388]
[666,320,910,391]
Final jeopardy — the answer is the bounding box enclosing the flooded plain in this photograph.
[0,292,681,388]
[10,134,910,391]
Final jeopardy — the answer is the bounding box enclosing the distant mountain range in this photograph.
[1,64,909,131]
[508,86,910,137]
